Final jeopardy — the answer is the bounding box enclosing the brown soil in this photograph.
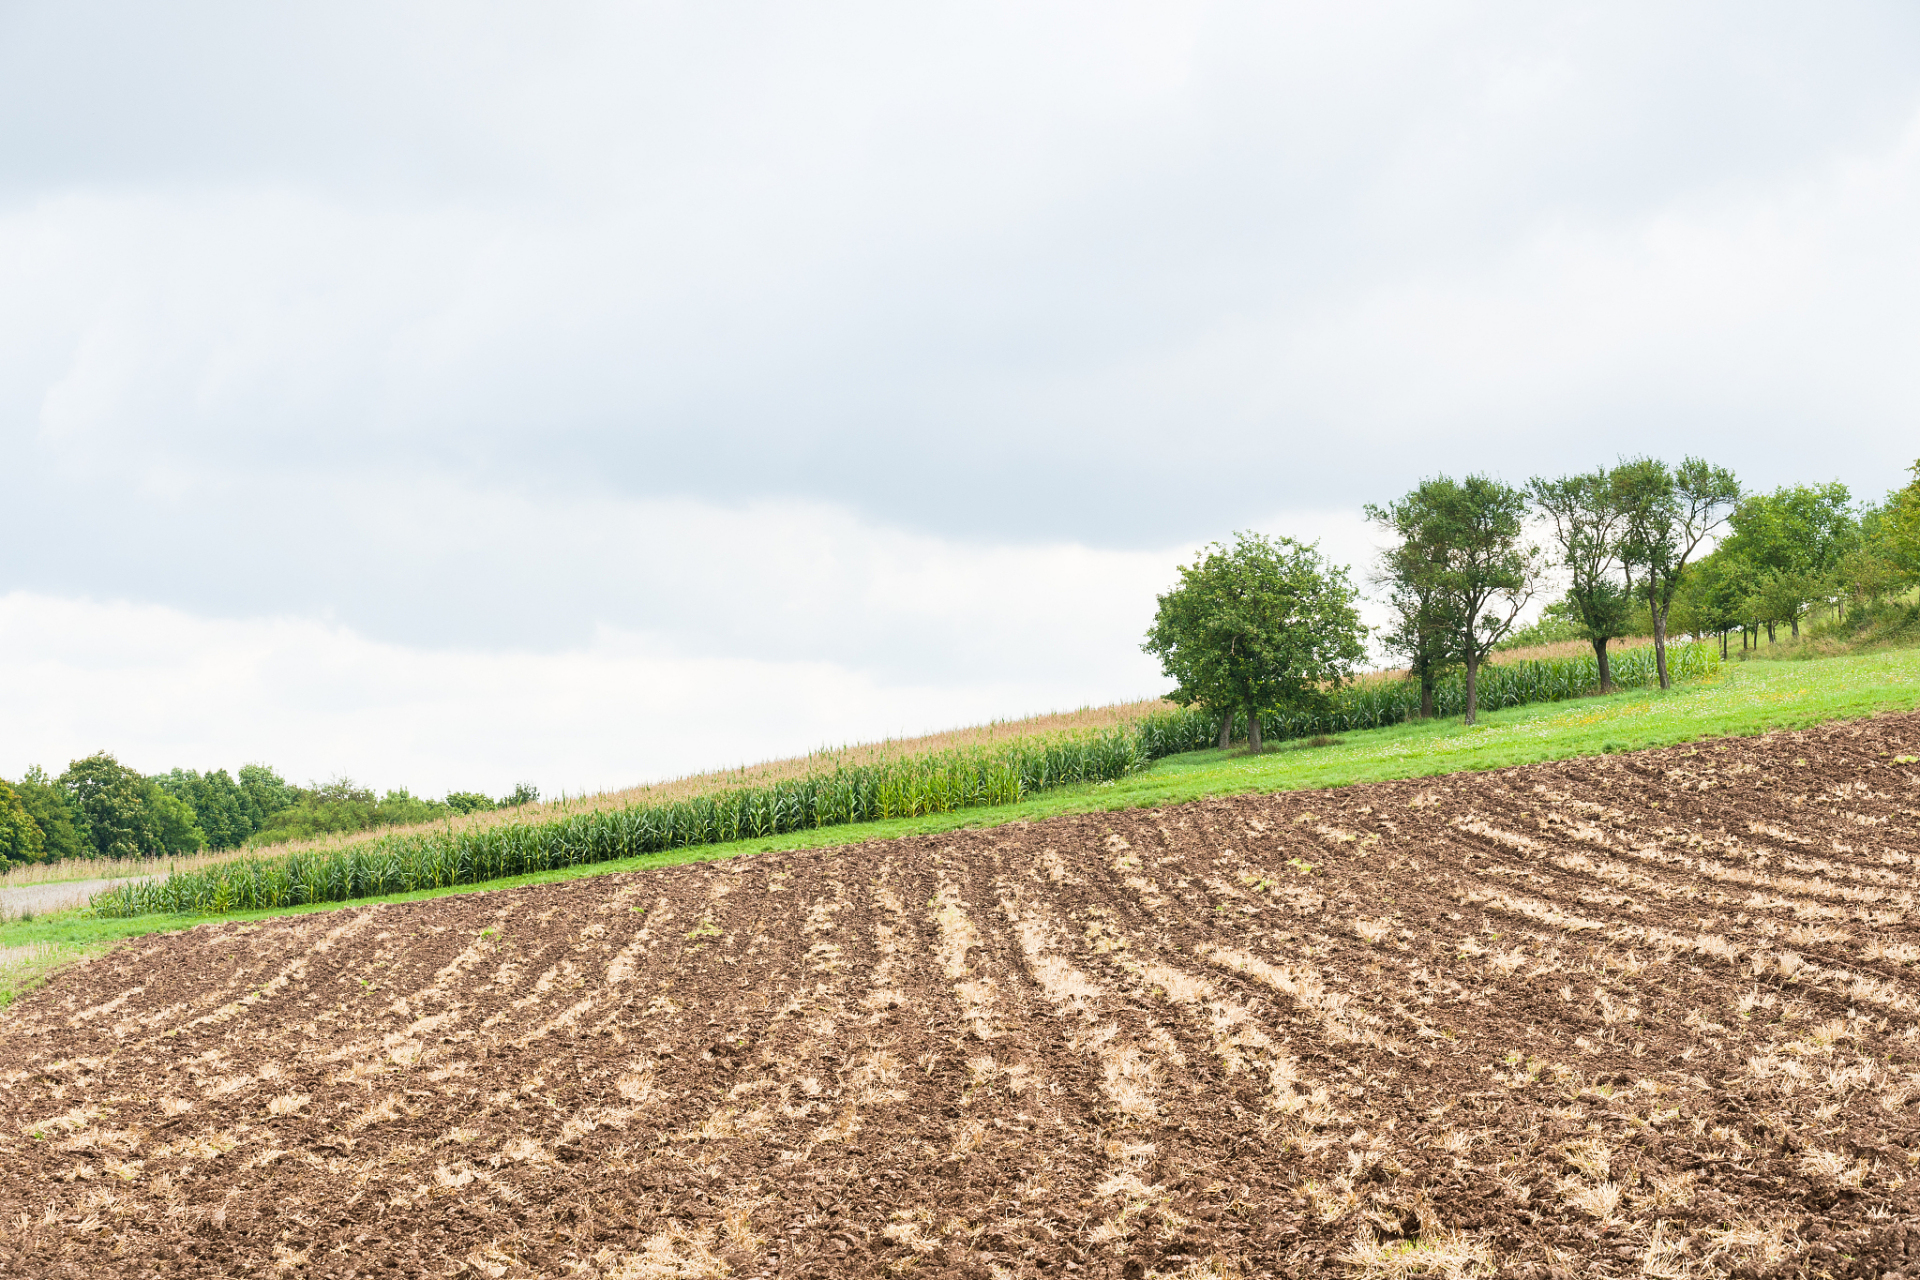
[5,717,1920,1280]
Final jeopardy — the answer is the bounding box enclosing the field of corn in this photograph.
[87,643,1719,919]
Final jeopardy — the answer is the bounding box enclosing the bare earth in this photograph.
[3,716,1920,1279]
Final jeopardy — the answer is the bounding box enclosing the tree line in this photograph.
[0,752,540,867]
[1145,456,1920,746]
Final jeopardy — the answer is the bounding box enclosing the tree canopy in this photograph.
[4,753,541,863]
[0,780,44,865]
[1142,532,1366,753]
[1885,461,1920,579]
[1714,482,1858,639]
[12,768,84,862]
[1616,455,1741,688]
[1369,474,1540,725]
[1528,468,1634,692]
[1368,497,1463,720]
[58,752,160,859]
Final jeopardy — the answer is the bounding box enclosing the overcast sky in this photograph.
[6,1,1919,795]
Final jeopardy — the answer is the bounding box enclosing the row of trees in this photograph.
[0,753,541,866]
[1670,469,1919,648]
[1374,456,1742,722]
[1508,461,1920,665]
[1144,456,1920,746]
[0,755,249,865]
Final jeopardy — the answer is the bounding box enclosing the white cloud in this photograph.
[0,588,1151,797]
[0,495,1392,792]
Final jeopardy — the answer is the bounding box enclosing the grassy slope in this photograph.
[5,644,1918,1005]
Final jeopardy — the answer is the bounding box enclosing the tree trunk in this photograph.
[1417,664,1435,719]
[1767,620,1775,643]
[1721,629,1729,659]
[1245,705,1263,754]
[1216,708,1233,751]
[1790,615,1799,639]
[1463,654,1480,725]
[1652,605,1671,690]
[1592,636,1612,695]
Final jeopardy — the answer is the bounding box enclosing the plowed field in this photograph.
[5,717,1920,1280]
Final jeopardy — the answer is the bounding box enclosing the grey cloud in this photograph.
[5,1,1920,651]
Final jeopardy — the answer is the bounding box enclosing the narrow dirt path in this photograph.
[0,875,153,919]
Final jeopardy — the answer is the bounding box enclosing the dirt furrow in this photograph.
[8,716,1920,1277]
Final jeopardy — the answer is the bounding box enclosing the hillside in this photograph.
[139,640,1674,863]
[3,713,1918,1278]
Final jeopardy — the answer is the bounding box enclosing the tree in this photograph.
[1671,548,1746,656]
[58,751,157,859]
[1718,482,1859,638]
[1371,475,1540,726]
[1615,456,1741,688]
[154,767,279,850]
[143,784,207,855]
[1143,532,1367,753]
[1367,500,1462,719]
[1529,469,1634,693]
[245,779,452,846]
[238,764,295,831]
[0,780,45,865]
[12,766,84,861]
[1747,568,1818,644]
[1840,505,1907,609]
[1869,459,1920,586]
[445,792,497,816]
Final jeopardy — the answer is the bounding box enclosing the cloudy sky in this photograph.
[5,1,1919,795]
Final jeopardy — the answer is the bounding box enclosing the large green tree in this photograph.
[145,786,206,855]
[56,753,203,858]
[1671,547,1748,656]
[1615,456,1741,688]
[1370,475,1540,726]
[0,780,45,865]
[1143,532,1367,754]
[1718,481,1859,638]
[1840,504,1908,608]
[1826,462,1920,623]
[1367,501,1462,719]
[238,764,295,829]
[156,767,265,850]
[59,752,155,858]
[1884,459,1920,580]
[1528,468,1634,693]
[11,767,84,862]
